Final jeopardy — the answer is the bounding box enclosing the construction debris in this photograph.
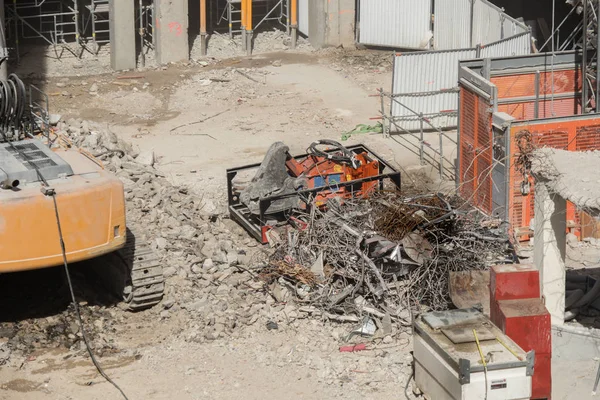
[264,191,515,327]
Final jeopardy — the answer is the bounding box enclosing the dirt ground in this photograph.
[0,38,591,399]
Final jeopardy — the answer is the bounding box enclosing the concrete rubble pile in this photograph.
[55,118,279,342]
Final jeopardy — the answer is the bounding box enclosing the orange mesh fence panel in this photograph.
[476,98,493,213]
[459,85,494,213]
[497,98,581,120]
[459,87,477,201]
[492,69,581,99]
[576,124,600,150]
[493,68,581,122]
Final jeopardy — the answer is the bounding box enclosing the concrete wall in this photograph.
[155,0,189,64]
[308,0,355,49]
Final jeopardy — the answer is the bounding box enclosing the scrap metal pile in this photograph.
[263,191,516,326]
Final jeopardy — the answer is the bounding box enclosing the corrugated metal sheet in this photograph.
[472,0,503,46]
[433,0,472,50]
[359,0,431,49]
[480,32,531,58]
[391,49,476,131]
[298,0,308,36]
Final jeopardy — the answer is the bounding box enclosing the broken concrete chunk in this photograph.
[135,151,155,167]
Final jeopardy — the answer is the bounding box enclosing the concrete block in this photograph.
[308,0,355,49]
[155,0,189,64]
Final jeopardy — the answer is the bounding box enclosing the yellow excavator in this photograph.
[0,74,163,310]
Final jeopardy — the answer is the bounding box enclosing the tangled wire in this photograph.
[264,191,514,327]
[515,130,534,175]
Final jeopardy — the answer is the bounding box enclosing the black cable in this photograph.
[0,98,129,397]
[50,193,130,400]
[93,149,126,158]
[0,74,129,397]
[307,139,355,165]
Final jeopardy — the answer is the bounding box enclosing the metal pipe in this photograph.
[246,0,253,55]
[200,0,207,56]
[0,0,7,81]
[534,71,540,118]
[551,0,555,116]
[73,0,79,48]
[241,0,247,51]
[419,112,424,165]
[597,0,600,111]
[469,0,474,48]
[290,0,297,49]
[582,0,589,113]
[139,0,145,67]
[439,127,444,179]
[539,5,577,51]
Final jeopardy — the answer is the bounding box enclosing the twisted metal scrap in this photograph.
[265,191,512,325]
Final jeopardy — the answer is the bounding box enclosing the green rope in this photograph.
[341,122,383,141]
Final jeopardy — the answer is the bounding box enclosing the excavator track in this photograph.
[117,229,165,311]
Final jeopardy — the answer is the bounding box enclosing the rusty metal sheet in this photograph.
[449,270,491,316]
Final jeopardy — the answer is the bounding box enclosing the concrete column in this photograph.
[308,0,355,49]
[155,0,189,65]
[534,183,567,326]
[109,0,136,70]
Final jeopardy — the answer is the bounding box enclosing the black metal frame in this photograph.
[226,144,402,243]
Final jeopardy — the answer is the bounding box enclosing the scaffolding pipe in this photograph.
[139,0,145,67]
[200,0,207,55]
[290,0,297,48]
[246,0,253,55]
[241,0,246,51]
[583,0,589,113]
[539,5,577,51]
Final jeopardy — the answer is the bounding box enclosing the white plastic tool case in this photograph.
[414,308,534,400]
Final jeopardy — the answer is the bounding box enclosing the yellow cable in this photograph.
[473,329,487,368]
[473,329,489,400]
[496,337,523,361]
